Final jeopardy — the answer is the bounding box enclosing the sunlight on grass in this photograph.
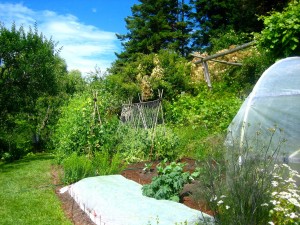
[0,154,71,225]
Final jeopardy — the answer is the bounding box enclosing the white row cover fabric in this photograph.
[226,57,300,168]
[60,175,213,225]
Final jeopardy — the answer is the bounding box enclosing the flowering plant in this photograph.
[266,164,300,225]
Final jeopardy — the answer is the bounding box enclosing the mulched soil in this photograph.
[52,158,213,225]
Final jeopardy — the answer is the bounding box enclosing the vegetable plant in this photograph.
[142,159,199,202]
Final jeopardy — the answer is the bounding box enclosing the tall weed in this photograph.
[62,153,93,184]
[62,151,125,184]
[195,126,290,225]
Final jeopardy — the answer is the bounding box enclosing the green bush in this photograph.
[107,50,192,101]
[210,30,251,53]
[258,0,300,59]
[166,86,241,132]
[0,113,35,162]
[52,92,119,162]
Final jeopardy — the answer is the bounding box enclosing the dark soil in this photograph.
[52,158,213,225]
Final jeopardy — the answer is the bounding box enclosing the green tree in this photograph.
[63,69,87,95]
[0,23,62,114]
[0,23,66,160]
[107,50,191,101]
[190,0,288,51]
[116,0,192,60]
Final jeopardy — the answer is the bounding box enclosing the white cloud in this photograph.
[0,3,119,75]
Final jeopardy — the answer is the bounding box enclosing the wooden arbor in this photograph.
[192,41,255,89]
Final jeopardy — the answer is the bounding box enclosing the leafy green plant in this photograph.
[93,150,126,176]
[142,159,198,202]
[53,92,119,162]
[166,86,241,132]
[258,0,300,58]
[143,162,153,173]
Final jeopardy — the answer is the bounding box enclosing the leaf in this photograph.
[169,195,180,202]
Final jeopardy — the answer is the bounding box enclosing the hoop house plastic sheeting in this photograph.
[226,57,300,166]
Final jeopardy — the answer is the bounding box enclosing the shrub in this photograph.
[258,0,300,59]
[166,87,241,132]
[53,92,119,162]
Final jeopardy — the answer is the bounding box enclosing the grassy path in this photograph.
[0,154,72,225]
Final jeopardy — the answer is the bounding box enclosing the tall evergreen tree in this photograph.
[116,0,192,60]
[190,0,289,50]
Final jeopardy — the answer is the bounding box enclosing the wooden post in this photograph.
[202,61,212,90]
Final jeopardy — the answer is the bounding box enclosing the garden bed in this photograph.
[53,158,213,224]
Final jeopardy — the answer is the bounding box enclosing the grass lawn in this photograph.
[0,153,72,225]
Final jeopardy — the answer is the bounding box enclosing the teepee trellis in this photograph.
[92,91,102,125]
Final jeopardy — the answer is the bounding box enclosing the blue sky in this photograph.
[0,0,139,74]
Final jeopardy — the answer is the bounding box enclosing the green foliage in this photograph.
[166,85,241,132]
[0,23,64,113]
[61,151,125,184]
[53,92,119,161]
[222,49,274,92]
[108,50,192,101]
[116,125,179,163]
[53,89,125,184]
[142,159,198,202]
[185,0,287,51]
[62,69,87,95]
[196,126,289,225]
[117,0,192,58]
[61,152,93,184]
[258,0,300,58]
[210,30,251,53]
[0,22,68,160]
[0,113,34,161]
[93,150,125,176]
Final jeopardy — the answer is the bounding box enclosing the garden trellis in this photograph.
[120,90,164,130]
